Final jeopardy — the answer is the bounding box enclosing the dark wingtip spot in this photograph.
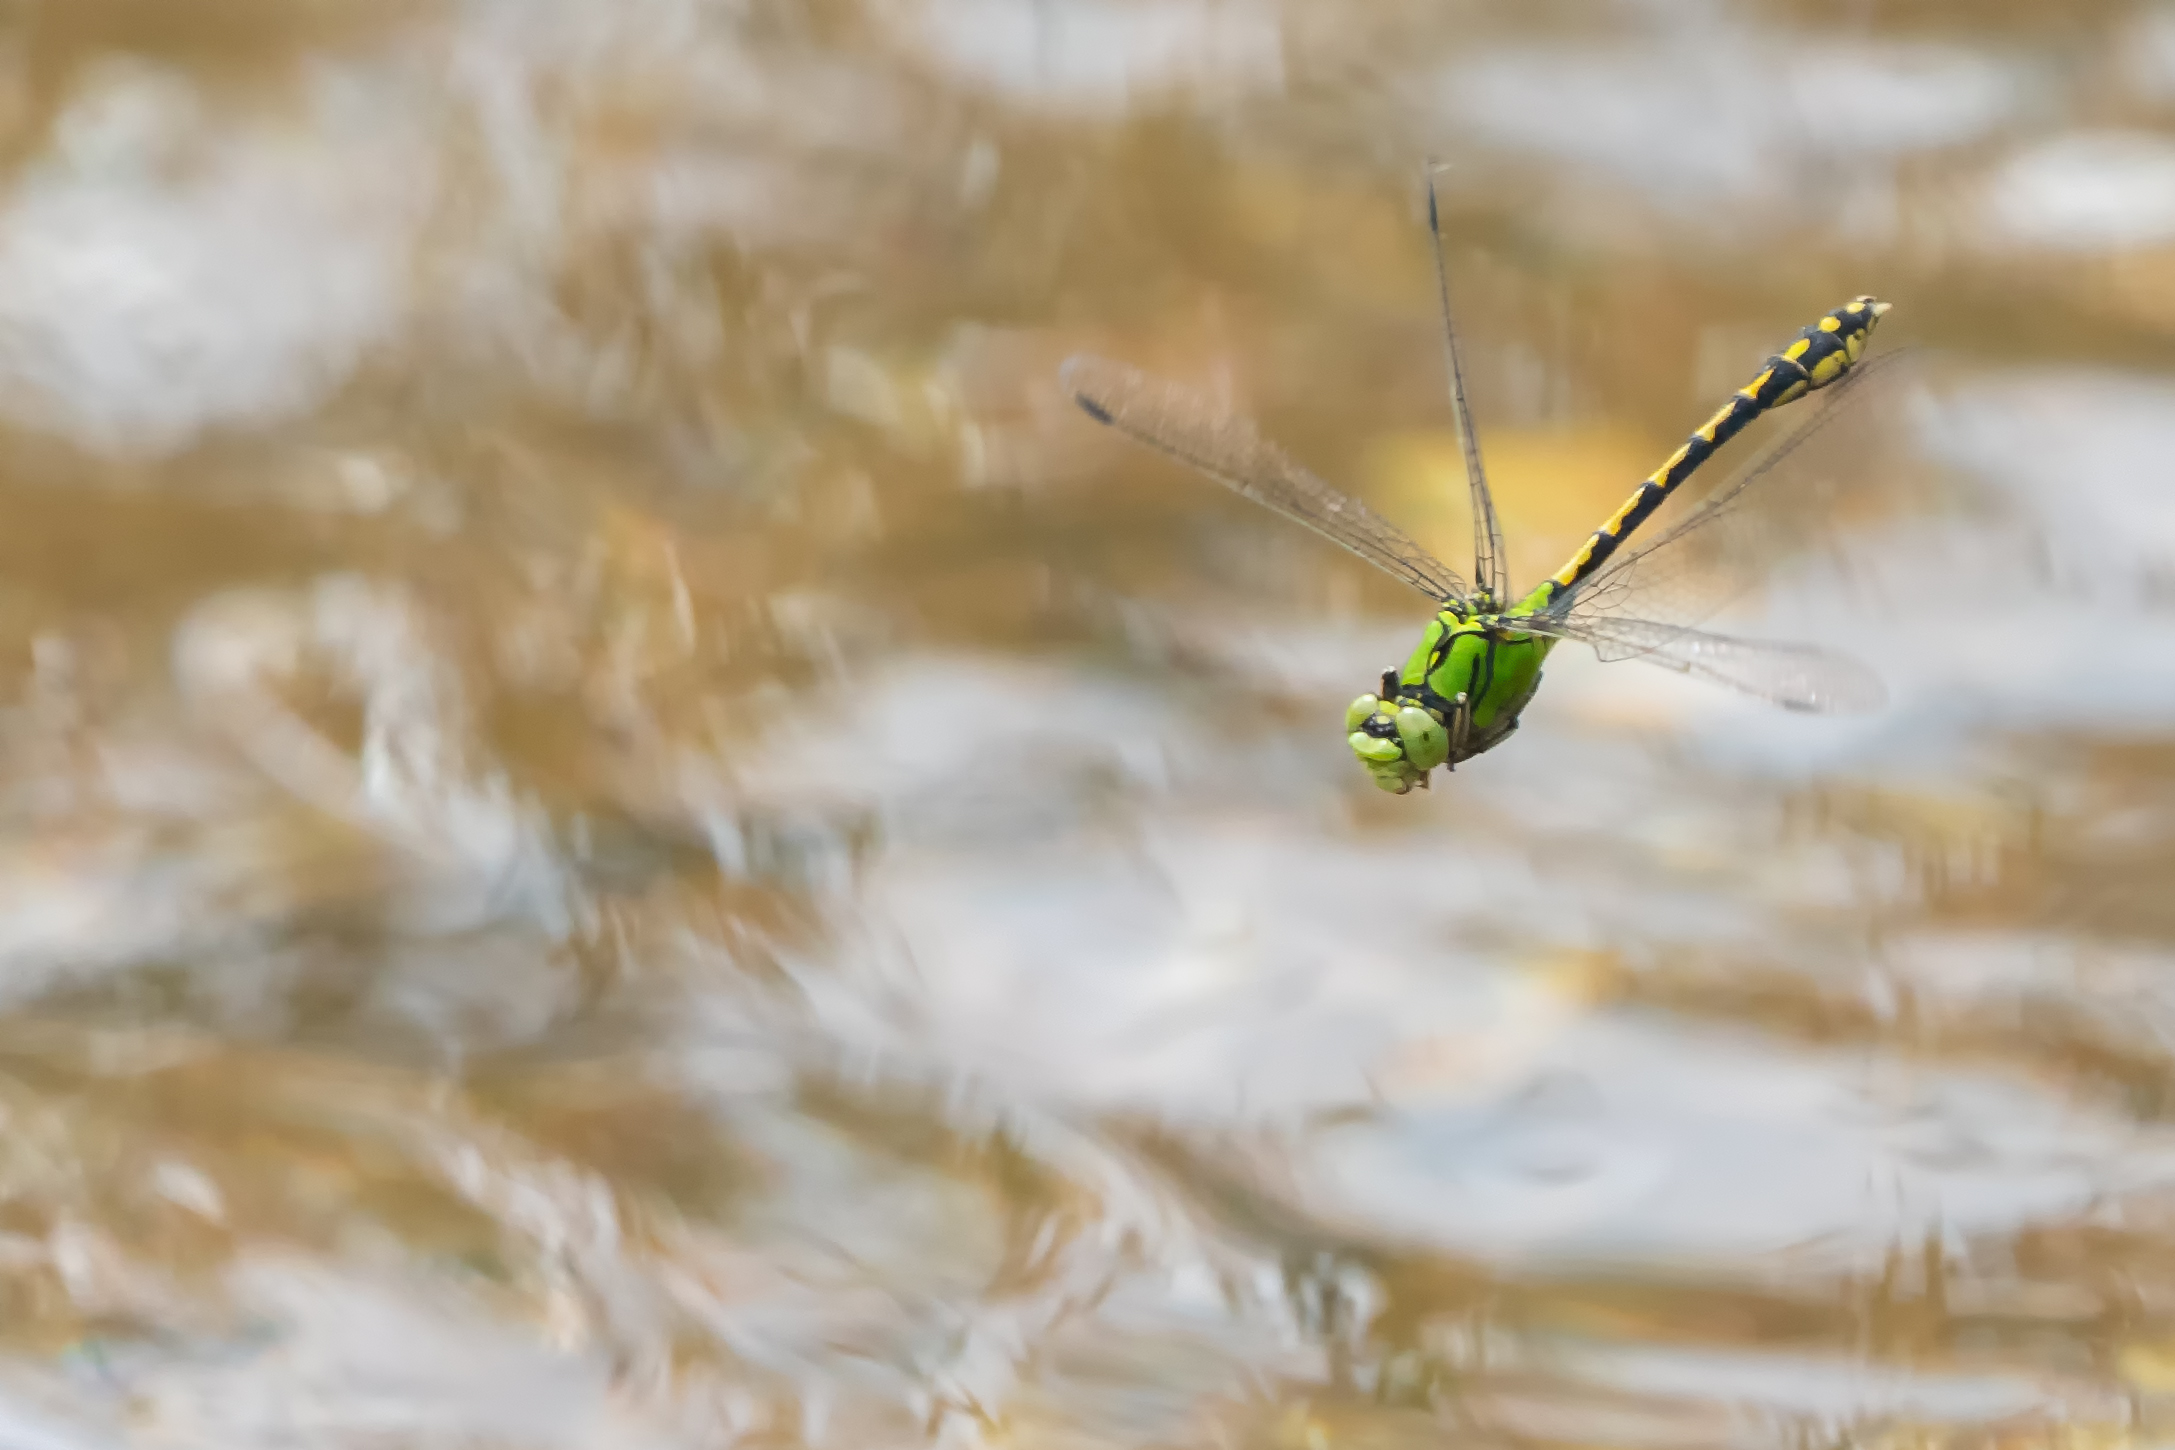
[1057,356,1112,423]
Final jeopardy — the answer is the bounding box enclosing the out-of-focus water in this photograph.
[0,0,2174,1445]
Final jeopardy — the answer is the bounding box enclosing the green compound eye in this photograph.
[1349,731,1403,764]
[1344,694,1382,732]
[1394,705,1449,771]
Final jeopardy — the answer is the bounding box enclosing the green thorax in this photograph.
[1397,603,1556,758]
[1344,597,1560,793]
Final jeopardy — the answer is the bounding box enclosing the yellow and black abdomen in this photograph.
[1518,295,1888,615]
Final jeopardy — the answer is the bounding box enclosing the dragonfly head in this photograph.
[1346,669,1454,794]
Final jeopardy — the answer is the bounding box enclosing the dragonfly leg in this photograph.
[1446,691,1470,770]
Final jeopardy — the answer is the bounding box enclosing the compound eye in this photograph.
[1394,705,1449,771]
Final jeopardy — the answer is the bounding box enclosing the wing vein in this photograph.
[1518,614,1885,713]
[1062,355,1470,605]
[1426,160,1507,606]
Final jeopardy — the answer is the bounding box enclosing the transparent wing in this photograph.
[1543,351,1916,631]
[1061,355,1471,606]
[1519,615,1886,714]
[1425,160,1507,606]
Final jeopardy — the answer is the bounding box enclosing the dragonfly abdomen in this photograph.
[1525,296,1889,610]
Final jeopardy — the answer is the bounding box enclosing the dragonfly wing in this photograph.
[1061,355,1471,606]
[1544,351,1917,631]
[1426,161,1507,606]
[1520,615,1887,714]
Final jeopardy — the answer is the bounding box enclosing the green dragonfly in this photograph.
[1060,174,1891,794]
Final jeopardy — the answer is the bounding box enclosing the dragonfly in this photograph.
[1060,171,1891,794]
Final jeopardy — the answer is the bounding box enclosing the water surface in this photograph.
[0,1,2169,1446]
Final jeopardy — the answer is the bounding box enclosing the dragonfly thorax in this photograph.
[1344,611,1556,793]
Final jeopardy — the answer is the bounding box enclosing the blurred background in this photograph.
[0,0,2170,1445]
